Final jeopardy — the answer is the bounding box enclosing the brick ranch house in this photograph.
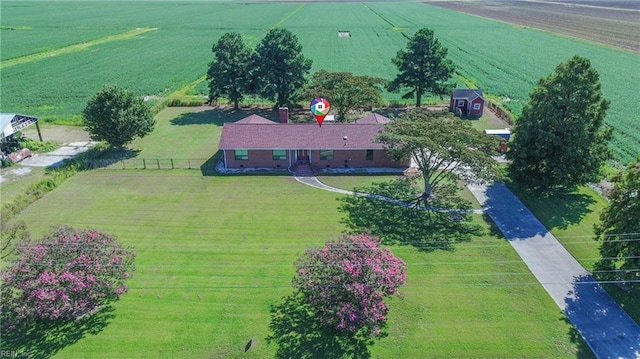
[449,89,484,119]
[218,112,410,171]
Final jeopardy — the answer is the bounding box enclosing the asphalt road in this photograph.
[468,182,640,359]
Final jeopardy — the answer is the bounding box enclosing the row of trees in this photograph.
[207,29,312,110]
[208,28,454,114]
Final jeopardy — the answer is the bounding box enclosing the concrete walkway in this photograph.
[19,141,97,167]
[468,182,640,359]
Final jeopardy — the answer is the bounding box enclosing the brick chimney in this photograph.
[278,107,289,124]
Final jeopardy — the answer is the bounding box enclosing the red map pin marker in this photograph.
[310,98,330,127]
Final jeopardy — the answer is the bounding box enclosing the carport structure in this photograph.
[0,113,43,142]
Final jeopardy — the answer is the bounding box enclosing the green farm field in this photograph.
[0,1,638,164]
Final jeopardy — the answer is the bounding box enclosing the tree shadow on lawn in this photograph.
[1,306,115,359]
[339,178,482,252]
[72,147,140,170]
[506,181,595,231]
[560,315,597,359]
[268,292,373,359]
[170,107,280,126]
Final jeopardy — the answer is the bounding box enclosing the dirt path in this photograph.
[485,105,512,128]
[21,124,91,144]
[0,28,157,69]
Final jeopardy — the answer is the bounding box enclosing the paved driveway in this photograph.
[468,182,640,359]
[19,142,96,167]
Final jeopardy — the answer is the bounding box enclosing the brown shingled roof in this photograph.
[219,122,386,150]
[235,114,277,124]
[354,113,391,124]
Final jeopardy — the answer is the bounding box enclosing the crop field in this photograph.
[429,0,640,53]
[0,0,638,164]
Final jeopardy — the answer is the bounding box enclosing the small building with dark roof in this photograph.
[218,113,408,171]
[449,89,484,119]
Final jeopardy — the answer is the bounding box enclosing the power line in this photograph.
[11,237,640,251]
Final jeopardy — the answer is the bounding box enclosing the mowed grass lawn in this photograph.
[3,107,591,357]
[11,170,588,358]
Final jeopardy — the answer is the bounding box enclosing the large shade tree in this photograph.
[82,85,154,148]
[206,32,254,110]
[268,234,406,358]
[301,70,385,122]
[254,28,312,107]
[1,225,136,334]
[507,56,613,190]
[388,28,455,107]
[594,159,640,294]
[376,109,501,207]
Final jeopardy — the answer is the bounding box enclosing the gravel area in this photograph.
[21,124,91,145]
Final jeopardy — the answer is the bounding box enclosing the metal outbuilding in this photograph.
[0,113,43,141]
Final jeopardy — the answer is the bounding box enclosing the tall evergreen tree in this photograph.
[254,28,312,107]
[507,56,613,190]
[388,28,455,107]
[206,32,254,110]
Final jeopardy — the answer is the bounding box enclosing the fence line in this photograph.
[81,158,217,171]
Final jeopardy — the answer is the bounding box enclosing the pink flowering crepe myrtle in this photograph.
[293,234,407,337]
[1,225,135,332]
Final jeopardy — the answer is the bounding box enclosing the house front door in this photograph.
[297,149,309,163]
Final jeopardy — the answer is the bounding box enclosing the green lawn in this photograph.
[317,174,483,210]
[0,166,47,206]
[508,184,605,271]
[316,175,402,191]
[5,169,590,358]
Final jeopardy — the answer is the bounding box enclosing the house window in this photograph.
[457,101,465,107]
[366,150,374,161]
[234,149,248,160]
[473,103,481,110]
[319,150,334,161]
[272,149,287,161]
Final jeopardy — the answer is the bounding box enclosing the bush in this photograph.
[1,225,135,333]
[20,139,58,153]
[166,97,206,107]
